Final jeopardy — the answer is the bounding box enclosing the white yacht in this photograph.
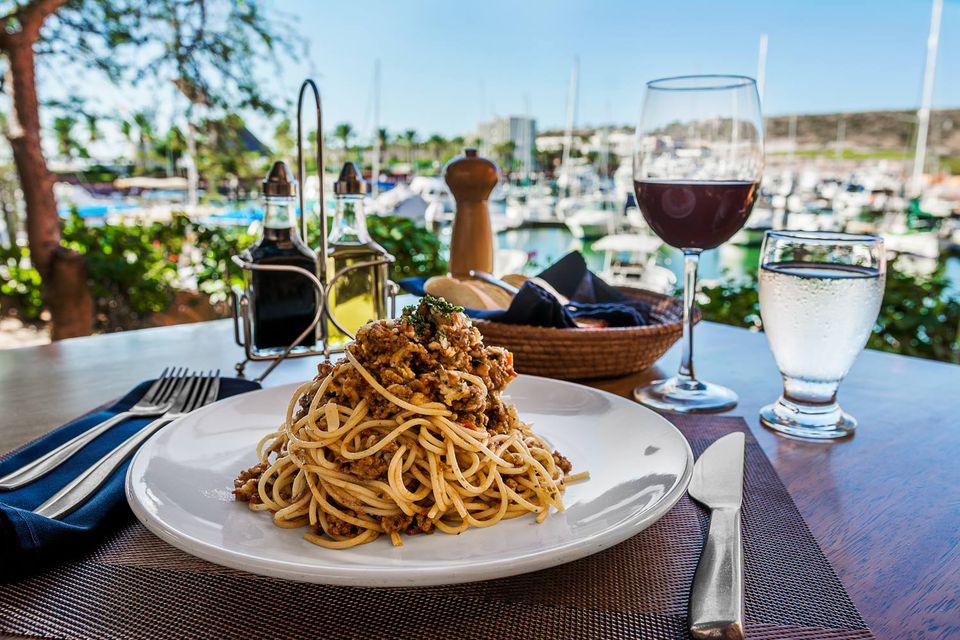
[562,191,624,239]
[592,232,675,294]
[408,176,455,227]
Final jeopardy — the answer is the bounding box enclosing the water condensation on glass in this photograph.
[757,230,886,438]
[759,264,884,385]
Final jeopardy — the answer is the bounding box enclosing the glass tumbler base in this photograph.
[759,398,856,440]
[633,376,738,414]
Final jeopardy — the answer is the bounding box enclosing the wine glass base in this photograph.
[759,400,856,440]
[633,377,738,414]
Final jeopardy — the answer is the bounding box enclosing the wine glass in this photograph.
[632,75,764,413]
[758,231,885,439]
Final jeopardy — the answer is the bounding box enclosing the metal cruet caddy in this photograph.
[230,79,397,382]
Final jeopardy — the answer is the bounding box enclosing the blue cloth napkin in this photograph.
[0,377,260,578]
[472,281,578,327]
[399,251,650,328]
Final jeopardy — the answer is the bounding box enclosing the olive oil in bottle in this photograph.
[244,161,318,353]
[326,163,391,348]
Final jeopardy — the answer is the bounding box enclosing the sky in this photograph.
[37,0,960,151]
[268,0,959,135]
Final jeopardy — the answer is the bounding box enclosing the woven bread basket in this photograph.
[472,287,697,381]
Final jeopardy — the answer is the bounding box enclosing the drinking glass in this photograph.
[758,231,886,439]
[632,75,764,412]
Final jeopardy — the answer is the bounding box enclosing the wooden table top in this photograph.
[1,319,957,640]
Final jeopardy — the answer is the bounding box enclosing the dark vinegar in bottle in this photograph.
[245,161,318,352]
[248,227,317,350]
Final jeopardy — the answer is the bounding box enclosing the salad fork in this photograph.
[0,368,191,490]
[35,371,221,520]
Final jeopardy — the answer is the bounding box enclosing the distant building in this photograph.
[536,127,635,159]
[475,116,537,172]
[476,116,537,150]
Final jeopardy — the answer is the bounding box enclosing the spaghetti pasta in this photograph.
[233,296,586,549]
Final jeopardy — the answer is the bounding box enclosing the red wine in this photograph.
[248,227,318,350]
[633,180,759,249]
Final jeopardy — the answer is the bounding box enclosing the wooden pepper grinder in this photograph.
[444,148,498,277]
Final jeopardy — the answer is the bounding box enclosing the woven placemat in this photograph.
[0,415,873,640]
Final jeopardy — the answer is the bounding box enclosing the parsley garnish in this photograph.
[401,295,463,335]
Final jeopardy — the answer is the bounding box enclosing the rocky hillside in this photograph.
[765,109,959,154]
[542,109,960,157]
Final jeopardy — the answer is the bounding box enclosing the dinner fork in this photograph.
[0,368,191,490]
[34,370,221,520]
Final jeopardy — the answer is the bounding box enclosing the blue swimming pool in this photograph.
[58,203,139,218]
[202,207,264,225]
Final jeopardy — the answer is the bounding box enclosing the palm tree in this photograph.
[401,129,418,167]
[132,110,156,172]
[376,127,389,164]
[162,126,187,176]
[273,117,295,158]
[334,122,353,151]
[493,141,517,175]
[85,114,100,145]
[426,133,446,168]
[52,116,78,160]
[120,118,132,143]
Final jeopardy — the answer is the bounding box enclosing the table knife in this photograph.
[688,432,746,640]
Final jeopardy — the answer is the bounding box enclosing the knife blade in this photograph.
[688,432,746,640]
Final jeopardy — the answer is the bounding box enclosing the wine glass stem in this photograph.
[678,249,701,383]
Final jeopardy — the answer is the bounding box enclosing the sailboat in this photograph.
[555,58,625,239]
[878,0,944,271]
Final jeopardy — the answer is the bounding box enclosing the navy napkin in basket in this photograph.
[400,251,651,328]
[0,377,260,578]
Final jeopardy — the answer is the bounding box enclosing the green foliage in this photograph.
[61,212,182,331]
[53,115,85,159]
[869,259,960,362]
[367,216,447,280]
[42,1,297,117]
[698,274,762,330]
[273,118,295,159]
[0,245,43,321]
[305,214,447,281]
[188,218,256,302]
[196,114,272,194]
[773,149,912,160]
[334,123,354,150]
[1,212,443,332]
[941,156,960,174]
[76,164,123,184]
[493,140,517,172]
[697,257,960,364]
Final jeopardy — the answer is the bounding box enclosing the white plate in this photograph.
[126,375,693,586]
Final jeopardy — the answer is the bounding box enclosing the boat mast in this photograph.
[560,56,580,196]
[523,94,532,183]
[599,99,610,184]
[835,118,846,160]
[757,33,768,104]
[788,114,798,163]
[911,0,943,196]
[371,59,381,197]
[477,77,488,156]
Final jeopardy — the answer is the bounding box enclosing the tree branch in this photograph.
[20,0,69,39]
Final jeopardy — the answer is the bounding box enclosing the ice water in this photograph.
[759,262,884,403]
